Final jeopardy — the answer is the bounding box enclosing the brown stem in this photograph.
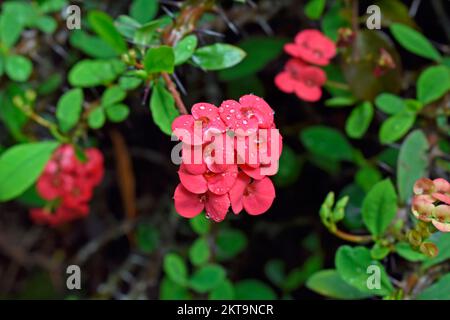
[162,73,188,114]
[332,228,373,244]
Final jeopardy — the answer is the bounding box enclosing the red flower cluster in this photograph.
[172,94,282,222]
[275,29,336,102]
[30,145,104,226]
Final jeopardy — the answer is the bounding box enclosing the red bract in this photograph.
[30,145,104,226]
[275,59,327,102]
[172,94,281,222]
[284,29,336,66]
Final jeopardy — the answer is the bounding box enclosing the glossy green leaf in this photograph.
[163,253,188,286]
[335,246,394,296]
[130,0,158,24]
[70,30,117,59]
[174,35,198,66]
[149,81,179,135]
[105,103,129,123]
[375,93,405,114]
[192,44,246,71]
[189,214,211,235]
[417,65,450,105]
[305,0,326,20]
[5,55,32,82]
[189,238,210,266]
[56,88,84,132]
[88,108,106,129]
[0,142,59,202]
[397,130,429,203]
[345,101,374,139]
[379,111,416,144]
[189,264,226,293]
[362,179,397,237]
[144,46,175,74]
[390,23,441,62]
[307,269,373,299]
[395,242,428,262]
[69,59,126,87]
[422,233,450,269]
[102,86,126,106]
[418,274,450,300]
[88,11,127,54]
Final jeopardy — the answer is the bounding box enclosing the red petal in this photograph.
[240,164,264,180]
[284,43,302,58]
[294,82,322,102]
[172,115,203,145]
[275,72,296,93]
[204,192,230,222]
[178,164,208,194]
[173,184,204,218]
[243,177,276,215]
[229,172,250,214]
[206,164,238,195]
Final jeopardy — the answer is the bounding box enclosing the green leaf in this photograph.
[397,130,429,203]
[5,55,32,82]
[234,280,276,300]
[379,111,416,144]
[163,253,188,286]
[130,0,158,24]
[325,96,356,107]
[35,15,57,33]
[149,81,179,135]
[105,104,130,123]
[189,238,210,266]
[144,46,175,74]
[418,274,450,300]
[192,44,246,71]
[417,65,450,105]
[70,30,117,59]
[361,179,397,237]
[102,86,126,106]
[174,35,198,66]
[395,242,428,262]
[209,280,234,300]
[422,233,450,269]
[136,223,159,253]
[115,15,142,39]
[370,242,390,260]
[0,141,59,202]
[119,76,142,90]
[69,59,126,87]
[307,269,373,299]
[88,11,127,54]
[264,260,286,287]
[335,246,394,296]
[216,229,247,261]
[160,277,191,300]
[305,0,326,20]
[375,93,405,115]
[56,88,84,132]
[189,214,211,235]
[219,37,286,81]
[355,166,382,192]
[88,108,106,129]
[189,264,226,293]
[390,23,441,62]
[300,126,354,162]
[321,1,351,41]
[345,101,374,139]
[0,2,29,48]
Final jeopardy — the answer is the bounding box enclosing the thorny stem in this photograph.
[162,73,188,114]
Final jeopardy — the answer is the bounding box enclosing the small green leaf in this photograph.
[70,30,117,59]
[345,101,374,139]
[130,0,158,24]
[56,88,84,132]
[119,76,142,90]
[234,280,276,300]
[136,223,159,253]
[192,44,246,71]
[189,214,211,235]
[422,233,450,269]
[144,46,175,74]
[361,179,397,237]
[397,130,429,203]
[0,142,59,202]
[5,55,32,82]
[149,81,179,135]
[160,277,191,300]
[305,0,326,20]
[105,104,129,123]
[418,274,450,300]
[189,264,226,293]
[395,242,428,262]
[102,86,126,106]
[300,126,354,162]
[88,108,106,129]
[189,238,210,266]
[163,253,188,286]
[209,280,234,300]
[417,65,450,105]
[69,59,126,87]
[264,260,286,287]
[355,166,382,192]
[174,35,198,66]
[216,229,247,261]
[390,23,441,62]
[375,93,405,114]
[307,269,373,299]
[325,96,357,107]
[88,11,127,54]
[335,246,394,296]
[379,111,416,144]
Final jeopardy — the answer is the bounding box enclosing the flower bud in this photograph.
[419,242,438,258]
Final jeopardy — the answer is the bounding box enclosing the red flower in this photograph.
[284,29,336,66]
[229,173,276,215]
[275,59,327,102]
[174,184,230,222]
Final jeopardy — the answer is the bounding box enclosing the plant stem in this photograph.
[332,228,373,244]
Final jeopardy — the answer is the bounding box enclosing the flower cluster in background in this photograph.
[172,95,282,222]
[412,178,450,232]
[275,29,336,102]
[30,145,104,226]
